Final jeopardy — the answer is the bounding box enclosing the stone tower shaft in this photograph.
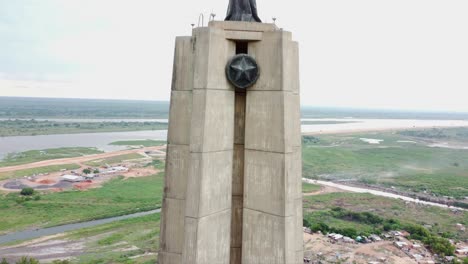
[159,21,303,264]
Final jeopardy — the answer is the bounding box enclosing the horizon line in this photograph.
[1,95,468,114]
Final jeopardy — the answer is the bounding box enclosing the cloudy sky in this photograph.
[0,0,467,111]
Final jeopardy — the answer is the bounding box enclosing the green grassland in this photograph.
[0,164,80,181]
[304,192,468,240]
[66,213,160,263]
[0,120,167,137]
[84,153,145,167]
[109,140,166,147]
[2,183,465,263]
[0,147,102,167]
[302,128,468,199]
[302,182,321,193]
[0,173,164,235]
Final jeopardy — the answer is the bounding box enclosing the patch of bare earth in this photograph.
[0,236,84,262]
[303,233,432,264]
[303,185,345,196]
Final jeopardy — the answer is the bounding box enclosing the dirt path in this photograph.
[303,185,345,196]
[304,178,467,211]
[0,146,166,173]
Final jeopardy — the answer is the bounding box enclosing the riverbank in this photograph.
[0,209,161,245]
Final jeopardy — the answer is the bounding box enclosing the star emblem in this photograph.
[226,54,260,89]
[230,57,257,82]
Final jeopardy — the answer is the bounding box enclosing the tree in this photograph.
[1,258,9,264]
[20,187,34,196]
[82,168,91,174]
[93,169,100,174]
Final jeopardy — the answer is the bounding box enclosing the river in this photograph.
[0,209,161,245]
[0,130,168,159]
[3,118,468,160]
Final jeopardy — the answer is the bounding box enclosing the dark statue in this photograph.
[225,0,262,22]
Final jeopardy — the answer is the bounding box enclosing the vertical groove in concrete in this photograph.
[231,91,246,264]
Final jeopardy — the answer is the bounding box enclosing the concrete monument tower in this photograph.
[159,1,302,263]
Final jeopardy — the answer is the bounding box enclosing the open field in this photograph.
[304,192,468,240]
[1,183,467,263]
[302,182,322,193]
[0,146,165,175]
[302,128,468,200]
[0,164,80,181]
[0,173,164,235]
[84,153,146,167]
[0,147,102,167]
[0,213,161,263]
[0,119,167,137]
[109,140,166,147]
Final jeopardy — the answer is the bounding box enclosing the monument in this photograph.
[159,0,302,263]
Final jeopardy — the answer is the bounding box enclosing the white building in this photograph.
[62,175,85,182]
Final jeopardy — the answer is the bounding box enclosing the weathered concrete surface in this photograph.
[209,21,277,32]
[160,36,193,264]
[164,145,189,200]
[161,21,302,264]
[185,150,233,218]
[190,90,234,153]
[192,27,235,90]
[171,36,194,91]
[159,198,185,254]
[158,252,182,264]
[167,91,192,145]
[242,209,296,264]
[242,27,302,264]
[182,210,231,264]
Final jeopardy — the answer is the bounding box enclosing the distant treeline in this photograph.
[0,119,167,137]
[0,97,169,119]
[398,127,468,140]
[2,97,468,120]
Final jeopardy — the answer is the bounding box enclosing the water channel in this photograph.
[0,209,161,245]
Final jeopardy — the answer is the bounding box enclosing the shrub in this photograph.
[310,222,330,233]
[83,168,91,174]
[423,236,455,257]
[20,187,34,196]
[1,258,9,264]
[15,257,39,264]
[52,260,70,264]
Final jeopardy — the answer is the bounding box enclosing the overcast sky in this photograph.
[0,0,467,111]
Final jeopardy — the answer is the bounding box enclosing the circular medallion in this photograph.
[226,54,260,89]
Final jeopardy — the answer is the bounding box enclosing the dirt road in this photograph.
[304,178,467,211]
[0,146,166,174]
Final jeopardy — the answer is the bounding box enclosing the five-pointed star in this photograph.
[230,57,257,83]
